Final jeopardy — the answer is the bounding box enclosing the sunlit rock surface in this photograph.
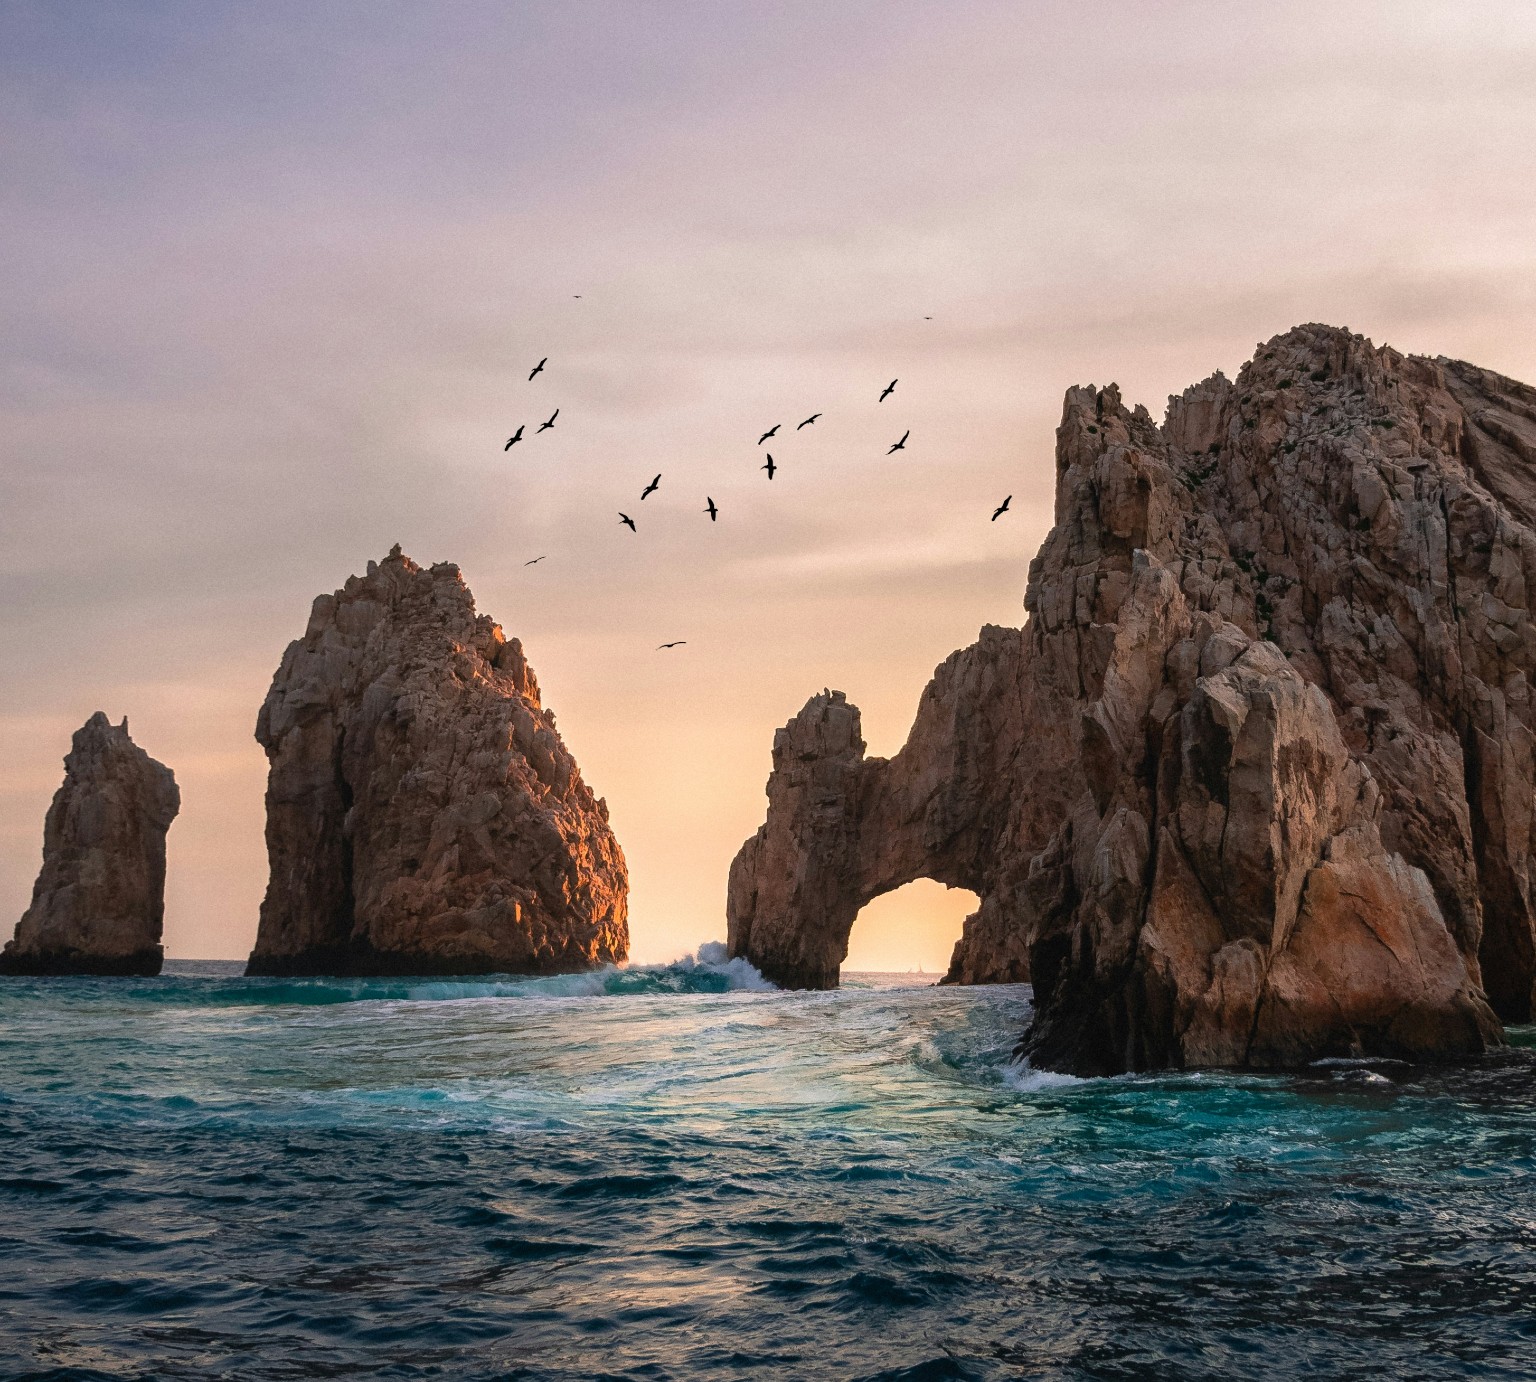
[1,713,179,977]
[725,633,1034,992]
[247,547,628,977]
[729,324,1535,1072]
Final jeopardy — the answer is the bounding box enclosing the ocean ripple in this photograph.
[1,958,1533,1379]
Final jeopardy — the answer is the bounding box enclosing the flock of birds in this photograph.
[500,350,1013,649]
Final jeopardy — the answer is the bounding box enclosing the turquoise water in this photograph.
[2,955,1534,1380]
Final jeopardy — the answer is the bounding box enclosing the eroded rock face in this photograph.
[726,628,1037,991]
[246,547,627,976]
[1,714,179,976]
[729,324,1534,1071]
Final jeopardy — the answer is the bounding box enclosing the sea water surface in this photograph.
[1,953,1534,1381]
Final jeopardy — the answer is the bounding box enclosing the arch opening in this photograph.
[842,878,980,979]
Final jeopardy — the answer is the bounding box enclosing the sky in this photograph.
[3,1,1536,970]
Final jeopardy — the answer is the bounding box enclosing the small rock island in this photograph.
[730,324,1535,1074]
[246,547,628,977]
[1,713,180,976]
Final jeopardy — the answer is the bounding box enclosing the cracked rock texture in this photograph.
[729,324,1532,1072]
[2,713,179,976]
[247,547,627,976]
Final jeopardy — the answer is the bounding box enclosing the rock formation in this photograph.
[729,324,1535,1072]
[1,713,179,976]
[246,547,627,976]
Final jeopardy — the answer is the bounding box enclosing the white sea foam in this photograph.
[392,947,777,1003]
[672,941,778,991]
[1001,1059,1086,1093]
[1309,1056,1409,1069]
[711,957,778,991]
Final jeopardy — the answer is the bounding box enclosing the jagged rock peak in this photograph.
[246,548,627,977]
[730,323,1532,1072]
[1,713,179,977]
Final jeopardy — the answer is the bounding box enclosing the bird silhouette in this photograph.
[762,455,777,480]
[528,357,547,381]
[879,379,897,402]
[992,495,1012,521]
[887,430,910,454]
[923,316,932,320]
[797,413,821,429]
[503,425,524,450]
[641,474,661,500]
[657,641,686,650]
[538,409,559,432]
[758,425,780,445]
[524,556,547,565]
[704,497,718,521]
[619,512,636,532]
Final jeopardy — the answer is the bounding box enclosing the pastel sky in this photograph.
[4,1,1536,970]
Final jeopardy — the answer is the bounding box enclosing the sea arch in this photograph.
[726,631,1041,990]
[844,878,980,977]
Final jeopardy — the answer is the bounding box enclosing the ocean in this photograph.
[1,953,1533,1380]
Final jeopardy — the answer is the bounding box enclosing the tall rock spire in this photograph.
[1,713,179,976]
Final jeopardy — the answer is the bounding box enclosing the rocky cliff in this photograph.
[1,714,179,976]
[246,547,627,976]
[729,324,1534,1072]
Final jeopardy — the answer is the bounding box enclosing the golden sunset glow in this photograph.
[4,4,1536,972]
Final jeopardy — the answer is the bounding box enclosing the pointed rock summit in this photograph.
[2,713,179,976]
[730,324,1536,1073]
[246,548,628,976]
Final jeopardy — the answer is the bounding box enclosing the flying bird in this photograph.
[797,413,821,429]
[879,379,897,402]
[528,357,547,381]
[503,425,524,449]
[538,409,559,432]
[704,497,718,521]
[657,641,687,650]
[524,556,547,565]
[992,495,1012,521]
[758,424,780,445]
[641,474,661,500]
[619,512,636,532]
[923,316,932,320]
[887,430,910,454]
[762,455,777,480]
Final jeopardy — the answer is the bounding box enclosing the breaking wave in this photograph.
[6,945,775,1007]
[999,1058,1087,1094]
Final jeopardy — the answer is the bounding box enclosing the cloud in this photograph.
[4,1,1536,962]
